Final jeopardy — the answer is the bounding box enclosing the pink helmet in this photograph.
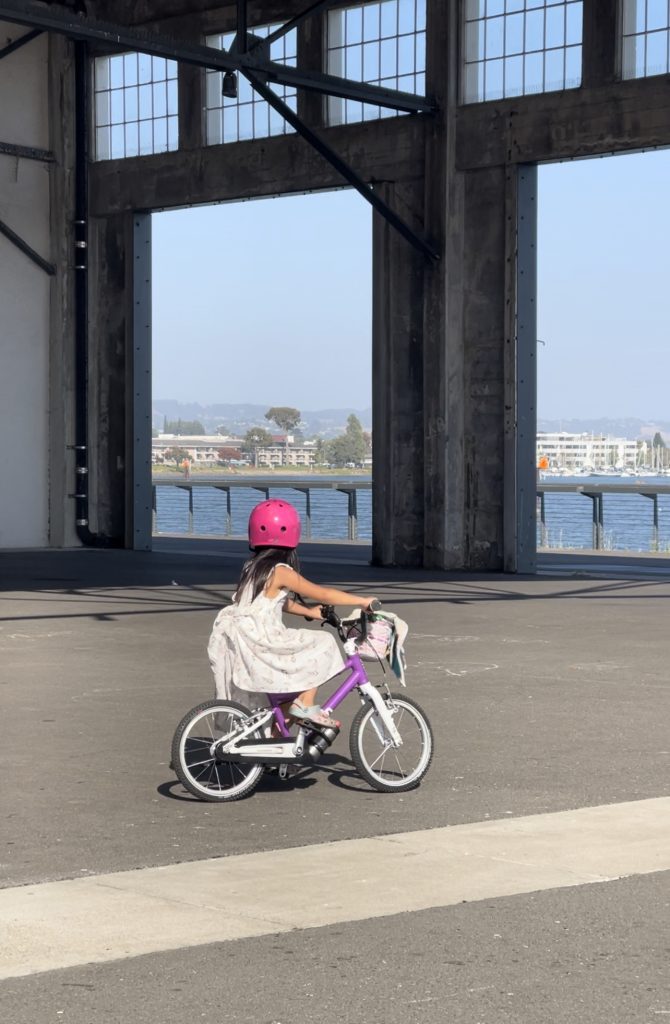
[248,499,301,549]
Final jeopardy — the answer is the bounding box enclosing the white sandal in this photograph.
[288,702,339,728]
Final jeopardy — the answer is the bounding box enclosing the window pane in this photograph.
[346,6,363,44]
[647,0,669,31]
[524,50,544,90]
[485,57,504,98]
[123,53,138,87]
[506,12,524,54]
[381,0,399,36]
[110,90,124,125]
[645,29,668,73]
[486,16,505,58]
[564,43,581,84]
[525,9,545,51]
[545,4,565,47]
[544,46,564,87]
[504,53,524,93]
[566,2,582,44]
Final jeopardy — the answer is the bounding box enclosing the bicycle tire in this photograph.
[171,699,264,802]
[349,692,433,793]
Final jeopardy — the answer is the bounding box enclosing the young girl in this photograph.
[208,499,377,727]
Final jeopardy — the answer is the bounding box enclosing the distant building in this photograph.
[537,432,639,473]
[152,434,240,465]
[254,442,318,468]
[152,434,319,468]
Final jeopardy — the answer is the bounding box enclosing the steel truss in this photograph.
[0,0,439,259]
[0,217,56,275]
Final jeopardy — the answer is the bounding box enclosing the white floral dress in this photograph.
[207,567,345,708]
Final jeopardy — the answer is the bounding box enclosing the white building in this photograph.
[152,435,319,468]
[254,443,318,468]
[537,432,639,473]
[152,435,242,465]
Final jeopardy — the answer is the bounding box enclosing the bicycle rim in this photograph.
[174,702,263,801]
[351,695,433,792]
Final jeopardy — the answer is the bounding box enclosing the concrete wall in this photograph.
[0,25,51,547]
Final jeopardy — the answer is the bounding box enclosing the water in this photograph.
[154,477,372,542]
[153,474,670,552]
[537,475,670,551]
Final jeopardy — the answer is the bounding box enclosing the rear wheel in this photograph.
[171,699,264,802]
[349,693,433,793]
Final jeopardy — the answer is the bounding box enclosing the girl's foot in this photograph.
[288,702,339,728]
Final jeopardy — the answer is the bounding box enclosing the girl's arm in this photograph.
[272,565,376,608]
[284,598,323,619]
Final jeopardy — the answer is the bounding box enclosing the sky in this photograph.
[538,149,670,422]
[151,190,372,410]
[152,148,670,421]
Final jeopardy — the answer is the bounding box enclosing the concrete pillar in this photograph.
[87,212,133,543]
[373,0,510,571]
[371,180,426,567]
[48,33,78,547]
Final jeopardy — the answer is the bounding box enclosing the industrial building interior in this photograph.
[1,0,669,570]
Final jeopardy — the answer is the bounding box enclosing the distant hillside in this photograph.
[152,400,372,439]
[538,417,670,441]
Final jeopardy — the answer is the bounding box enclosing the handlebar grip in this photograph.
[368,598,382,613]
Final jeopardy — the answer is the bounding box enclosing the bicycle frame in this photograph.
[217,648,402,763]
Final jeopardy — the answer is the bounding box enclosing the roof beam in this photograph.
[243,68,439,261]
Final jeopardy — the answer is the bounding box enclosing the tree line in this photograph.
[157,406,371,468]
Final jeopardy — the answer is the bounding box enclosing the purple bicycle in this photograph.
[171,603,433,802]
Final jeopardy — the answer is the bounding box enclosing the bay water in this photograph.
[153,474,670,552]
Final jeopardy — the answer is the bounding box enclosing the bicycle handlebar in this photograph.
[317,600,382,640]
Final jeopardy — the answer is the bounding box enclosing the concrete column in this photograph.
[297,9,325,128]
[87,212,133,543]
[48,33,78,547]
[582,0,618,87]
[371,181,426,567]
[422,0,509,570]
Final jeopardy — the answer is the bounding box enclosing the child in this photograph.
[208,499,377,727]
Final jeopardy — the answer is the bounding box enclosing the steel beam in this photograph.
[0,27,41,59]
[243,68,439,261]
[0,0,434,113]
[0,140,54,162]
[258,0,342,49]
[0,217,55,275]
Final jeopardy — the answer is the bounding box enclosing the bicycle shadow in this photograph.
[157,751,373,800]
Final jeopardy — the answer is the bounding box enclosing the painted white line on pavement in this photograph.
[1,797,669,980]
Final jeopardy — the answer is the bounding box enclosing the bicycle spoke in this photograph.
[177,704,265,799]
[186,755,217,769]
[353,698,432,790]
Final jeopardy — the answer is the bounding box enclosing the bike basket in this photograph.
[346,617,395,661]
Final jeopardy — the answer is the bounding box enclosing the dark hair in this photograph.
[236,546,301,603]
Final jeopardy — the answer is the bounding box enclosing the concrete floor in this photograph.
[1,541,669,1021]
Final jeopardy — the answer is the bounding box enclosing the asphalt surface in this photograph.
[1,542,669,1022]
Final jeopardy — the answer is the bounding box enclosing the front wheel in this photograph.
[171,699,264,802]
[349,693,433,793]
